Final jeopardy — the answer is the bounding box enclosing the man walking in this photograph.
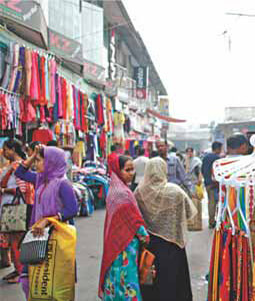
[156,140,191,193]
[202,141,223,228]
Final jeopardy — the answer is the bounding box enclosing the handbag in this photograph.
[139,248,156,285]
[0,188,32,232]
[20,226,52,265]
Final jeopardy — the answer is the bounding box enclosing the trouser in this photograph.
[206,186,217,226]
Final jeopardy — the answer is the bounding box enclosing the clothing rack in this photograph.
[0,87,20,97]
[207,138,255,301]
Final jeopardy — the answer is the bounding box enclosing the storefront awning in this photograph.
[0,1,48,49]
[146,109,186,123]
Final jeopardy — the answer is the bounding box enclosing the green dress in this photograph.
[103,226,149,301]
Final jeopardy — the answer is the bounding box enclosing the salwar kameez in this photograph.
[103,226,148,301]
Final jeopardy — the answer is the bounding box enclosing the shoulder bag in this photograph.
[0,188,32,232]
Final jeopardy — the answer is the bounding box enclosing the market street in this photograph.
[0,199,213,301]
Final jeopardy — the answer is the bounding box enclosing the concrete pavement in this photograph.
[0,200,213,301]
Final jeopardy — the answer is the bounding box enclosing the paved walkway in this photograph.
[0,199,213,301]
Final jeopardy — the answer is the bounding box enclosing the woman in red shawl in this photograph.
[99,155,149,300]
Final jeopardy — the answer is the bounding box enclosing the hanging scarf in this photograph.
[219,229,231,301]
[98,155,146,298]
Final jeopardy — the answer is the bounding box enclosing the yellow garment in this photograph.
[66,84,73,121]
[73,141,86,167]
[29,218,76,301]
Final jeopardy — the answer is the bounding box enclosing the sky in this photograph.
[122,0,255,124]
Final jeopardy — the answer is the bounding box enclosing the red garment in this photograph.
[32,128,53,145]
[96,94,104,125]
[219,229,231,301]
[242,236,248,301]
[36,53,41,105]
[62,78,67,120]
[236,233,243,301]
[107,152,118,175]
[0,94,8,130]
[232,234,237,297]
[77,91,81,130]
[98,155,146,298]
[19,97,36,123]
[99,131,106,158]
[73,85,77,129]
[81,93,85,132]
[40,56,47,106]
[40,106,46,123]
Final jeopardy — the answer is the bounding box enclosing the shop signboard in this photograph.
[48,29,83,61]
[134,66,148,99]
[104,79,117,96]
[83,58,105,82]
[159,96,170,129]
[0,0,48,48]
[0,0,42,31]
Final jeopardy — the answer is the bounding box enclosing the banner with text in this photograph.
[134,66,148,99]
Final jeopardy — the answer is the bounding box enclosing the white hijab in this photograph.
[135,157,197,248]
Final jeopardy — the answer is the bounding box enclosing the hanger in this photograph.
[219,186,236,235]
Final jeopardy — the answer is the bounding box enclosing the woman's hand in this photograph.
[31,219,49,237]
[23,144,43,169]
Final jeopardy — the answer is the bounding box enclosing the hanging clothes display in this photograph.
[207,148,255,301]
[0,37,113,161]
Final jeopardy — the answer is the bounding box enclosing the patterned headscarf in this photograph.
[135,157,197,248]
[98,154,146,298]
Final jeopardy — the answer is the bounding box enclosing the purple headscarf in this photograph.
[31,147,67,224]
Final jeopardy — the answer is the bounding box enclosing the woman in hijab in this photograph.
[99,155,149,301]
[14,145,78,299]
[184,147,203,231]
[134,157,197,301]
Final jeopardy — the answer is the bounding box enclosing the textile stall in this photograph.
[0,38,114,163]
[207,140,255,301]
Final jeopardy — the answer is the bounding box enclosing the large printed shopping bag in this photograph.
[29,218,76,301]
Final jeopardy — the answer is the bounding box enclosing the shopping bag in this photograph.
[195,183,204,200]
[139,248,156,285]
[20,226,52,265]
[0,188,32,232]
[29,218,77,301]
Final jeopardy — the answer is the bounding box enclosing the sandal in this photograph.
[7,275,19,284]
[3,270,19,281]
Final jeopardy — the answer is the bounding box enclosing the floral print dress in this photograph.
[103,225,149,301]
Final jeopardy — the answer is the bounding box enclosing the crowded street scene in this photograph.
[1,0,255,300]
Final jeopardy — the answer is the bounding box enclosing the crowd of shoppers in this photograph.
[0,133,250,300]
